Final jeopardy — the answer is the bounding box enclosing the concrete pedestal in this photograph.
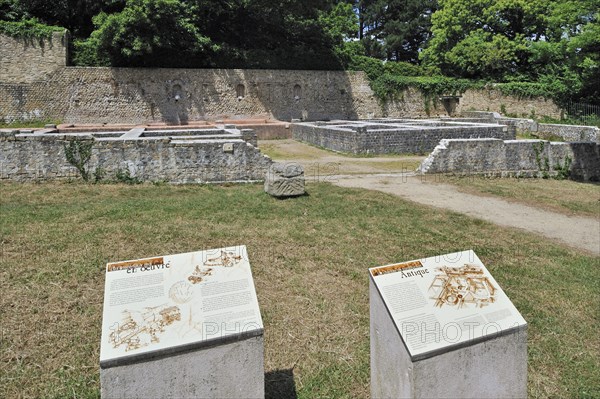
[99,246,264,399]
[101,334,264,399]
[369,250,527,399]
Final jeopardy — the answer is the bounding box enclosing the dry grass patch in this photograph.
[259,139,424,176]
[260,139,329,161]
[1,181,598,398]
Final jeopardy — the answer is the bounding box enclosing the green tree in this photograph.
[318,1,359,64]
[421,0,598,88]
[421,0,545,78]
[0,0,27,21]
[15,0,125,37]
[380,0,437,62]
[80,0,213,67]
[356,0,437,62]
[567,15,600,103]
[188,0,346,69]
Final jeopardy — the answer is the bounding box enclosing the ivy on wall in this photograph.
[349,55,572,107]
[0,20,64,40]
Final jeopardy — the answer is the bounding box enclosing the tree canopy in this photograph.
[1,0,599,104]
[419,0,599,102]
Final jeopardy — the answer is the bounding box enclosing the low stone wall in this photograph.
[498,119,599,142]
[292,120,514,155]
[462,112,599,142]
[418,138,600,181]
[495,117,539,132]
[0,129,272,183]
[537,123,599,142]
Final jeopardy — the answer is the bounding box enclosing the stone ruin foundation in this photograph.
[292,119,516,155]
[417,138,600,181]
[0,125,272,183]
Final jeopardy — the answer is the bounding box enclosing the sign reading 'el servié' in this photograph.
[100,246,263,367]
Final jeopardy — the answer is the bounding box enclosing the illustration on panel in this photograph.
[428,264,496,308]
[109,304,181,352]
[187,250,243,284]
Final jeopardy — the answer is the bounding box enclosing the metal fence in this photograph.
[563,101,600,124]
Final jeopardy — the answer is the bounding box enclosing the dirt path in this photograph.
[334,174,600,255]
[261,139,600,255]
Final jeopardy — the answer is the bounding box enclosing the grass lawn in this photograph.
[1,181,598,398]
[436,175,600,217]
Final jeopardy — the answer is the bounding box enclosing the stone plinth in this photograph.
[100,246,264,399]
[369,250,527,399]
[264,162,305,197]
[101,335,264,399]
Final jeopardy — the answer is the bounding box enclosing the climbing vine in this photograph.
[532,141,572,180]
[553,155,572,180]
[532,141,550,179]
[351,56,570,107]
[64,138,93,181]
[0,20,64,40]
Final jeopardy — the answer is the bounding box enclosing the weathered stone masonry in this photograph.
[462,112,600,143]
[0,31,67,83]
[292,120,515,155]
[1,32,562,124]
[418,139,600,181]
[0,129,272,183]
[1,67,370,124]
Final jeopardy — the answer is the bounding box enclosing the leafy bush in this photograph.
[348,55,384,81]
[494,74,581,105]
[71,37,110,66]
[383,61,423,77]
[115,169,142,185]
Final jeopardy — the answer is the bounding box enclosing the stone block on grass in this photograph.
[265,162,305,197]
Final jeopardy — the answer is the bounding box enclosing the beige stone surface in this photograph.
[0,31,67,84]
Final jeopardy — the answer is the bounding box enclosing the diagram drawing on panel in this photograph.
[428,264,497,309]
[203,250,243,268]
[109,304,181,352]
[186,250,244,284]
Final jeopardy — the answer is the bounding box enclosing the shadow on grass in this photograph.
[272,192,310,200]
[265,369,297,399]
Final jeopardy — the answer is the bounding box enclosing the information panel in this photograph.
[369,250,526,360]
[100,246,263,366]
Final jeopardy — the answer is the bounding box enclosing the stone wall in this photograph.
[418,138,600,181]
[0,67,373,124]
[463,112,599,142]
[537,123,599,142]
[458,88,561,119]
[292,120,514,155]
[0,31,68,84]
[0,32,564,124]
[0,130,272,183]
